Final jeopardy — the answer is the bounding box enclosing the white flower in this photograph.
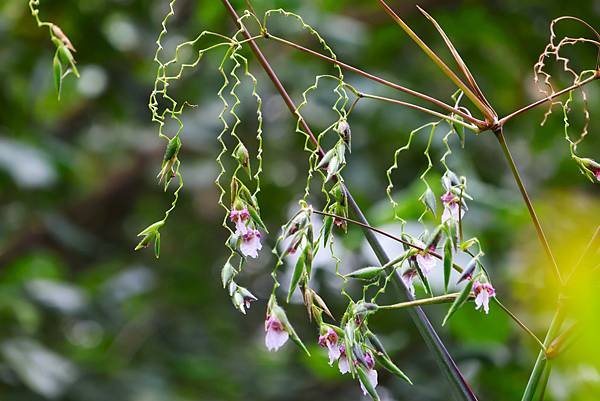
[473,281,496,314]
[264,315,289,351]
[230,207,251,234]
[318,328,341,365]
[441,191,464,223]
[414,239,436,275]
[338,346,350,374]
[240,229,262,258]
[359,352,378,395]
[401,268,418,296]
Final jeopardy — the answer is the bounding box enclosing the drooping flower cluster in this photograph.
[316,327,379,396]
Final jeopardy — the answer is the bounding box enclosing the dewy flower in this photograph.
[265,315,289,351]
[414,239,436,275]
[229,207,251,234]
[441,191,463,223]
[240,229,262,258]
[318,328,341,365]
[473,281,496,314]
[401,268,418,296]
[338,345,350,374]
[359,352,378,396]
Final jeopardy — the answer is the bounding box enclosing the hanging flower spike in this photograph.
[318,327,341,365]
[230,207,251,234]
[359,352,379,396]
[414,239,436,274]
[473,281,496,314]
[338,345,350,374]
[441,191,463,223]
[401,268,418,296]
[265,314,289,351]
[240,228,262,258]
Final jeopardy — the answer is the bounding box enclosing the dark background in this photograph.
[0,1,598,400]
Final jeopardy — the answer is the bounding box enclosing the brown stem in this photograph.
[498,72,599,126]
[267,34,486,128]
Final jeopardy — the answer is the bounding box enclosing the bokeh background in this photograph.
[0,0,599,400]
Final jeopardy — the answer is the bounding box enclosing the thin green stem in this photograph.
[494,128,562,284]
[379,293,463,310]
[492,298,546,352]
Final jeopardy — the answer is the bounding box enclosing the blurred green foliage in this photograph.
[0,1,598,400]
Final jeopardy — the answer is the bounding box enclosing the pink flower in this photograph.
[338,345,350,374]
[265,315,289,351]
[401,268,418,296]
[594,167,600,182]
[359,352,378,396]
[318,328,341,365]
[441,191,463,223]
[414,239,436,275]
[230,207,251,234]
[473,281,495,314]
[240,229,262,258]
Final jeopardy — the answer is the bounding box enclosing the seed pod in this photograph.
[422,187,437,216]
[51,24,76,52]
[228,281,237,297]
[345,266,385,281]
[234,143,251,176]
[287,250,306,302]
[443,237,453,293]
[163,136,182,162]
[356,366,381,401]
[353,302,379,316]
[374,352,412,384]
[221,261,236,288]
[316,148,336,170]
[457,258,477,284]
[337,119,351,152]
[52,53,63,99]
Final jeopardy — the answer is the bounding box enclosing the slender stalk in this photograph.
[494,128,562,284]
[376,0,496,122]
[357,92,479,131]
[521,308,564,401]
[498,71,599,126]
[266,34,485,128]
[220,3,478,399]
[379,293,463,309]
[312,209,464,273]
[492,298,546,352]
